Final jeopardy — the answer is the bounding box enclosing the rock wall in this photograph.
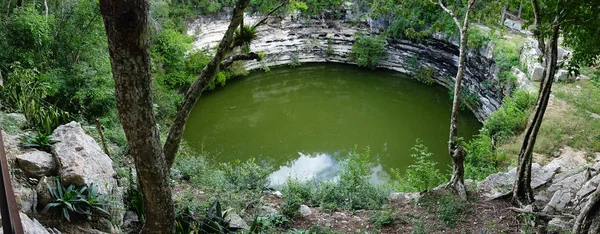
[188,17,503,121]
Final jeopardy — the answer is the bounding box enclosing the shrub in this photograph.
[0,65,71,134]
[281,178,314,217]
[464,129,503,180]
[369,210,398,228]
[222,158,272,191]
[350,34,387,69]
[394,140,446,192]
[314,147,389,210]
[484,90,536,143]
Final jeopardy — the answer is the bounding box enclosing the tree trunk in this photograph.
[444,0,475,200]
[512,23,560,207]
[447,28,469,199]
[573,185,600,234]
[99,0,175,233]
[163,0,251,168]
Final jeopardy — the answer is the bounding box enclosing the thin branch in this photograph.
[431,0,462,31]
[252,2,285,29]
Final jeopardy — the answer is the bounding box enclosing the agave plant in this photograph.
[43,178,110,221]
[198,200,241,234]
[19,132,58,151]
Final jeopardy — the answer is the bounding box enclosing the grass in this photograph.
[499,79,600,159]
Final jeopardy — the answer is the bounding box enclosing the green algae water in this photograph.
[183,63,482,186]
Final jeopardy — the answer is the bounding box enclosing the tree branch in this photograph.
[430,0,462,31]
[252,2,285,29]
[220,52,261,70]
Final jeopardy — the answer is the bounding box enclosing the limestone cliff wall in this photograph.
[188,17,503,121]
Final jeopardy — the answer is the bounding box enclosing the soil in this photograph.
[284,191,523,233]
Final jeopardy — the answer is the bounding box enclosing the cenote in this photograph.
[183,63,482,186]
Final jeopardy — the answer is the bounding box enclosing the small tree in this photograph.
[429,0,477,200]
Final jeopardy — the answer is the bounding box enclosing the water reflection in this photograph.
[268,151,390,188]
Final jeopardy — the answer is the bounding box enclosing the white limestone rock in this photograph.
[51,121,116,194]
[16,150,56,178]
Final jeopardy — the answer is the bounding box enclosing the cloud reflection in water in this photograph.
[268,151,389,188]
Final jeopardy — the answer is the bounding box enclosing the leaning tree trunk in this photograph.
[573,185,600,234]
[163,0,251,167]
[99,0,175,233]
[511,23,560,207]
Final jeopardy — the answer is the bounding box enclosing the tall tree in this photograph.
[429,0,476,199]
[100,0,256,232]
[511,0,600,208]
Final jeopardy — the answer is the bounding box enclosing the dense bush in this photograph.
[464,90,536,180]
[484,90,536,142]
[393,140,446,192]
[350,34,388,69]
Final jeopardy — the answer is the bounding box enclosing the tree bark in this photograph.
[512,22,560,207]
[163,0,251,168]
[573,185,600,234]
[99,0,175,233]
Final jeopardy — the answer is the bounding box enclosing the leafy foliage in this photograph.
[43,178,110,222]
[350,34,387,69]
[280,148,389,213]
[393,140,446,192]
[484,90,536,143]
[464,90,536,180]
[250,214,290,233]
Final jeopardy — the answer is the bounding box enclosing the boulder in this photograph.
[36,176,57,209]
[226,211,250,231]
[299,205,312,217]
[16,151,56,178]
[2,212,52,234]
[548,218,571,233]
[542,190,572,213]
[478,163,558,200]
[555,69,575,82]
[513,67,535,93]
[13,182,37,213]
[51,122,117,194]
[531,64,545,81]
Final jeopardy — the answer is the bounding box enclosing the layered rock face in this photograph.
[188,17,503,121]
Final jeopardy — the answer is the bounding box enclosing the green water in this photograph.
[183,63,482,186]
